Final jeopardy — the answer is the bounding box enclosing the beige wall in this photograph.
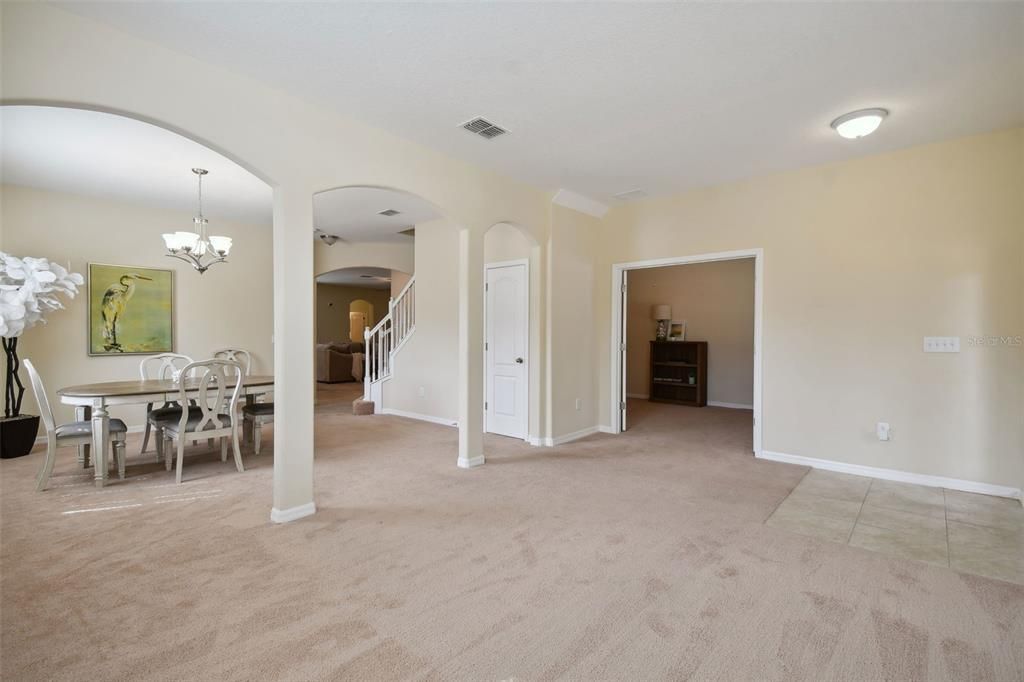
[627,260,754,406]
[390,270,411,298]
[1,184,274,427]
[315,283,391,344]
[548,204,601,440]
[315,241,414,280]
[598,128,1024,491]
[383,219,459,421]
[484,222,532,263]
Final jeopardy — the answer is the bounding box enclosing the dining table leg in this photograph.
[243,394,255,444]
[76,405,92,468]
[91,401,110,488]
[74,403,92,466]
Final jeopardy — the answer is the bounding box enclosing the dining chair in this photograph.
[242,400,275,455]
[212,348,254,444]
[24,359,127,491]
[139,353,193,458]
[212,348,252,375]
[154,359,244,484]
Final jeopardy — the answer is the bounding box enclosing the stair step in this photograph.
[352,399,375,416]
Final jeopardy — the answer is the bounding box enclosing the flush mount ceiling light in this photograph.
[830,108,888,140]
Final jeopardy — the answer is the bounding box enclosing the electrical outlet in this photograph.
[417,386,426,397]
[923,337,960,353]
[575,398,582,411]
[876,422,891,441]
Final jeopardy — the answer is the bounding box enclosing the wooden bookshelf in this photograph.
[649,341,707,406]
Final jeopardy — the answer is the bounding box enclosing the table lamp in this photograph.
[652,304,672,341]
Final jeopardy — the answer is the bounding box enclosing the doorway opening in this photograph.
[610,250,763,455]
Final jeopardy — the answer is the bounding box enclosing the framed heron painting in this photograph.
[87,263,173,355]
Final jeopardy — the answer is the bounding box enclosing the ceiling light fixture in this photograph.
[162,168,231,274]
[315,229,340,245]
[830,108,888,140]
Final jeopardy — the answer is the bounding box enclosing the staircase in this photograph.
[362,276,416,409]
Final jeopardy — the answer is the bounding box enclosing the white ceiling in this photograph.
[58,2,1024,202]
[313,187,437,244]
[316,267,393,290]
[0,105,272,224]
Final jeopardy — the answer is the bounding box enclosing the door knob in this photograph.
[515,357,524,364]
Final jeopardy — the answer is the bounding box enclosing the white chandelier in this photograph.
[162,168,232,274]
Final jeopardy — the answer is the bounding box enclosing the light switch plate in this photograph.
[923,336,960,353]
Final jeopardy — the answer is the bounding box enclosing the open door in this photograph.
[619,269,628,432]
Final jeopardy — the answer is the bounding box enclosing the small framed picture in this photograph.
[668,320,687,341]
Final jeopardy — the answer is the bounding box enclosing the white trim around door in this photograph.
[484,258,530,440]
[610,248,764,456]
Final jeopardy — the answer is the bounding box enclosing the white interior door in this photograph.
[619,269,628,432]
[485,262,528,439]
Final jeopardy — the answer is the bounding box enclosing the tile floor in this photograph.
[766,469,1024,584]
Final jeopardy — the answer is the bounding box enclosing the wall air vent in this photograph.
[378,209,401,216]
[611,189,648,201]
[461,117,508,139]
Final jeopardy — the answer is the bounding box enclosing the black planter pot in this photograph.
[0,415,40,459]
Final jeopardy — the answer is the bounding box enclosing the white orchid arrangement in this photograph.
[0,253,84,338]
[0,252,84,417]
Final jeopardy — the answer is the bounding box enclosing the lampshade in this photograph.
[209,235,233,255]
[652,304,672,320]
[176,231,201,251]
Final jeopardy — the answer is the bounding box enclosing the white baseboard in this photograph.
[381,408,458,428]
[457,455,485,468]
[598,425,616,434]
[542,426,601,447]
[708,401,754,410]
[527,436,544,447]
[626,393,649,399]
[758,450,1021,501]
[270,501,317,524]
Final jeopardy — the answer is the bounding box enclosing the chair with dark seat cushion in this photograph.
[139,353,194,459]
[24,359,128,490]
[242,401,275,455]
[152,359,244,484]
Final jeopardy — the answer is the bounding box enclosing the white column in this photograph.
[270,185,317,522]
[457,227,485,468]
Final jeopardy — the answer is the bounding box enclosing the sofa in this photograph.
[316,341,365,383]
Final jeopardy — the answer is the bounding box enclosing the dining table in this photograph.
[58,375,275,487]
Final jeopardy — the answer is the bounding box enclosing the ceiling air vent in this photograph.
[461,117,508,139]
[378,209,401,217]
[612,189,648,201]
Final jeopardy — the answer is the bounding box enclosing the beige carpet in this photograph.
[2,390,1022,681]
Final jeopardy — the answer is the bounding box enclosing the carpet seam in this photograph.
[846,478,872,544]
